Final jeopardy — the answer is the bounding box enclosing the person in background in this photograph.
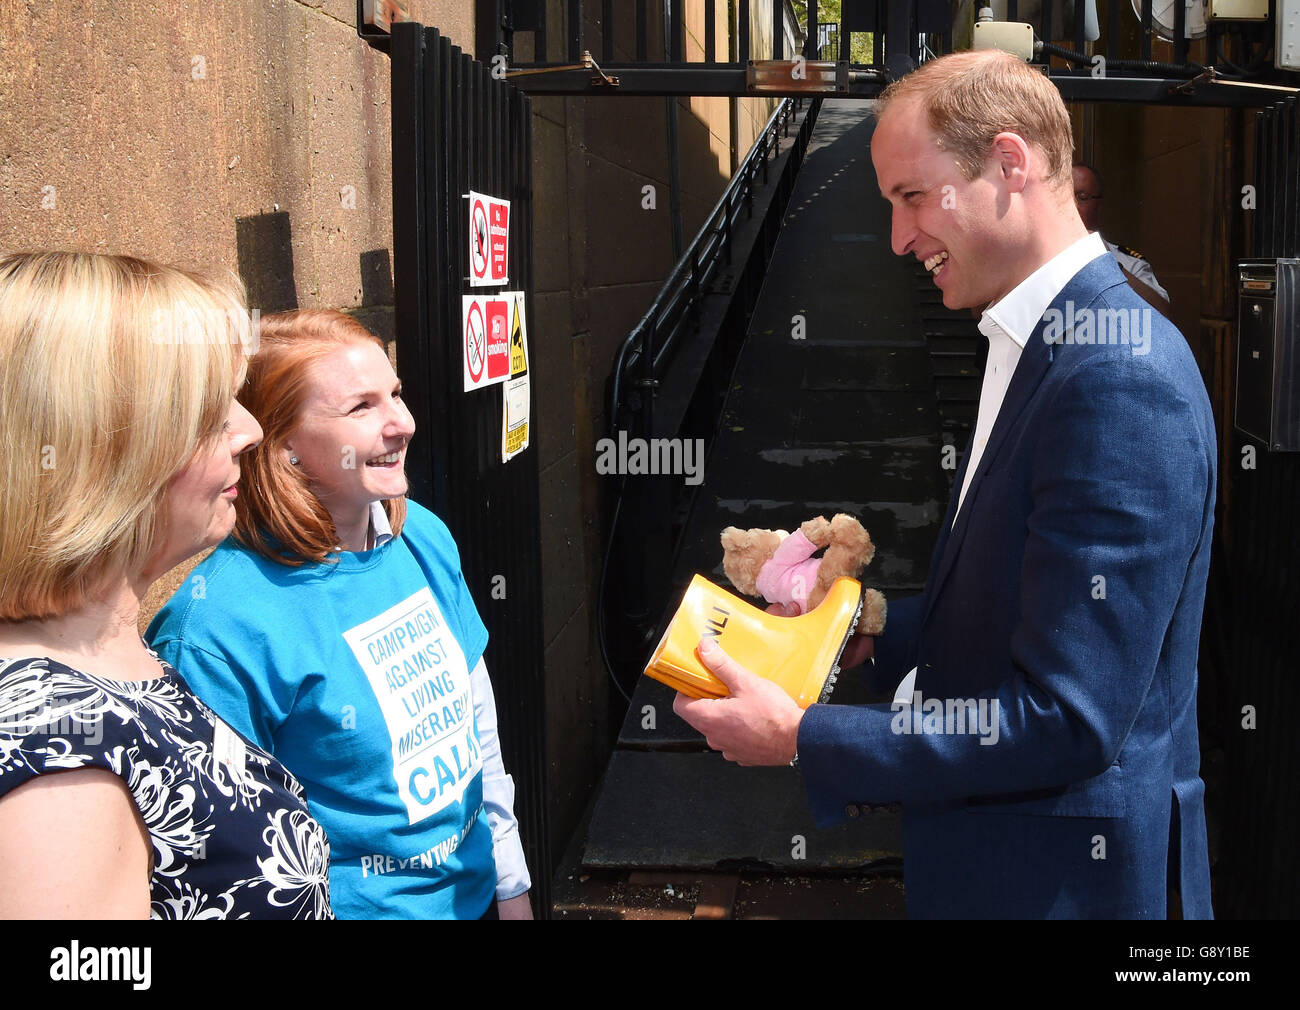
[148,309,532,920]
[1073,162,1171,314]
[0,251,332,919]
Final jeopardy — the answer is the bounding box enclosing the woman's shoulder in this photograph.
[0,654,334,919]
[152,536,317,635]
[0,654,209,783]
[185,535,276,584]
[399,499,461,555]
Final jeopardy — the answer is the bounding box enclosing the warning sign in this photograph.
[468,190,509,287]
[502,292,530,462]
[462,291,523,392]
[470,199,490,282]
[464,298,486,387]
[486,299,509,380]
[509,293,528,377]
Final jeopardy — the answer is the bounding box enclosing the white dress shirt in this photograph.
[890,233,1108,706]
[368,500,395,548]
[953,231,1108,523]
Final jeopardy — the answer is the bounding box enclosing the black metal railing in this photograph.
[596,95,820,693]
[607,96,812,438]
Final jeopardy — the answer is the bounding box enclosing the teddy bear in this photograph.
[720,513,887,634]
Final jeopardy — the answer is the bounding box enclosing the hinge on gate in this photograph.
[1168,67,1218,97]
[507,51,621,88]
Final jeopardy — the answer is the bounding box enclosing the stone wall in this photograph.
[1,0,476,620]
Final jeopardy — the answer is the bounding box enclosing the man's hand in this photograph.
[672,638,805,765]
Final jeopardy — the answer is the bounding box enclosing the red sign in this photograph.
[490,201,509,282]
[464,299,486,385]
[462,294,519,391]
[470,199,490,282]
[467,190,509,287]
[486,299,509,379]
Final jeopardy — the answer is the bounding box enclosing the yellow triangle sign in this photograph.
[509,294,528,377]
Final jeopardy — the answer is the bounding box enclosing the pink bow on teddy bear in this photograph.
[719,514,887,633]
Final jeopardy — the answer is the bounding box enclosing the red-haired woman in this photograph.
[148,309,531,920]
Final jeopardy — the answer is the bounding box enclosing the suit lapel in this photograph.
[923,435,973,597]
[920,255,1127,628]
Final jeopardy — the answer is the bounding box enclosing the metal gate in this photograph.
[389,21,550,914]
[1218,96,1300,919]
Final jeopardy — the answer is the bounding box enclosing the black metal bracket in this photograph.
[1168,66,1221,98]
[508,50,620,87]
[356,0,411,54]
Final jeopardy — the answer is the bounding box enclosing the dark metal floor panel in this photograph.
[583,751,903,870]
[551,870,907,920]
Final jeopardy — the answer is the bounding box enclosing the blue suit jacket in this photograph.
[799,254,1216,918]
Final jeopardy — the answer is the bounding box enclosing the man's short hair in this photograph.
[0,252,253,619]
[877,50,1075,191]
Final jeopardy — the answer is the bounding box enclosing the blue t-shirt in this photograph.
[148,500,495,919]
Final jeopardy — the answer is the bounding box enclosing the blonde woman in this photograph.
[149,310,532,919]
[0,252,332,919]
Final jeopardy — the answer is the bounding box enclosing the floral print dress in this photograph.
[0,655,332,919]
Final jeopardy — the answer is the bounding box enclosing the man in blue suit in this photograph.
[674,49,1216,919]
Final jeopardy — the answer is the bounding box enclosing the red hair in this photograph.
[235,309,407,565]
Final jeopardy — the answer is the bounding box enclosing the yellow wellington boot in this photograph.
[644,574,864,708]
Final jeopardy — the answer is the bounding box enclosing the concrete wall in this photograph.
[0,0,475,621]
[2,0,472,304]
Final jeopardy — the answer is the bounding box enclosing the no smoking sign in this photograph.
[462,294,514,391]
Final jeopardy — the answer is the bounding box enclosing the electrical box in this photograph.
[1279,0,1300,71]
[1236,259,1300,451]
[1208,0,1268,21]
[972,21,1035,61]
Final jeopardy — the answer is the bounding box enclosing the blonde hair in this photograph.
[0,251,253,620]
[877,50,1074,191]
[234,309,407,565]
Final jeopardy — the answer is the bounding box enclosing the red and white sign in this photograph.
[464,298,486,387]
[468,190,510,287]
[462,293,518,391]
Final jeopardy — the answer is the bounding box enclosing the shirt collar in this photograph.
[369,501,394,549]
[978,231,1107,348]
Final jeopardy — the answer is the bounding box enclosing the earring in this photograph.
[290,456,300,466]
